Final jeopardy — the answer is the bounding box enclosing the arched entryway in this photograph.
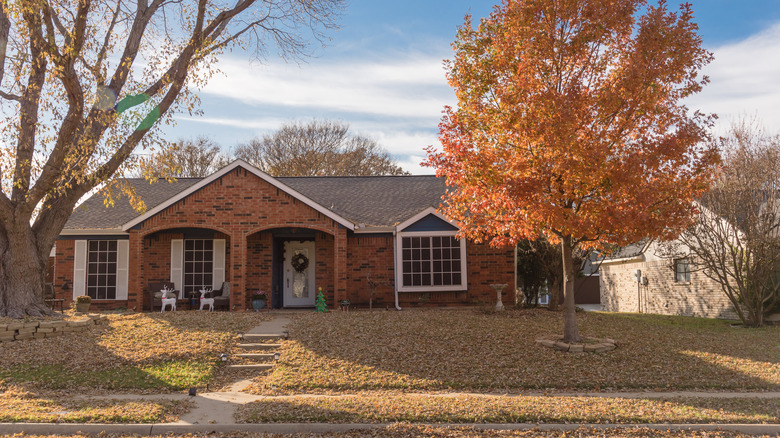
[245,227,335,309]
[138,227,231,310]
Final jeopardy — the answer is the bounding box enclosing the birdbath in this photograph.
[490,283,507,311]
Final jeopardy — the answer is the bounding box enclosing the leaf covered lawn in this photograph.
[0,311,268,393]
[0,385,190,423]
[248,309,779,393]
[235,394,779,424]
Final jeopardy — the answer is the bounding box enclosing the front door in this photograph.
[283,241,316,307]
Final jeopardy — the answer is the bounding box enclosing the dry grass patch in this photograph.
[0,311,267,393]
[1,426,773,437]
[0,385,190,423]
[235,393,779,424]
[247,309,779,394]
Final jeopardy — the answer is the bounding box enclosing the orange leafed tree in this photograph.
[426,0,719,342]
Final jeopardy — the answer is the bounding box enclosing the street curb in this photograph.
[2,422,779,435]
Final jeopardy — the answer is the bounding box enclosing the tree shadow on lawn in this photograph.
[272,309,779,393]
[0,313,251,394]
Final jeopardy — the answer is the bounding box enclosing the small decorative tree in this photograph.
[365,271,391,311]
[315,287,328,313]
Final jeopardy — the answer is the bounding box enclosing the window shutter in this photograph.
[171,239,183,298]
[115,240,129,300]
[213,239,226,289]
[73,240,87,299]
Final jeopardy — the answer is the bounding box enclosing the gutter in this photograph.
[599,255,643,265]
[393,229,402,311]
[59,228,128,236]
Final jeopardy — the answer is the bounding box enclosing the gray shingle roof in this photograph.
[65,178,202,230]
[279,176,446,227]
[63,173,447,231]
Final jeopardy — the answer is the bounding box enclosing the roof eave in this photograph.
[60,228,128,236]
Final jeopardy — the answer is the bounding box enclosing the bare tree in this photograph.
[143,137,230,178]
[0,0,344,318]
[660,121,780,326]
[234,120,409,176]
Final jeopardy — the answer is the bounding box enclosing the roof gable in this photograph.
[121,160,356,231]
[395,207,458,232]
[400,213,458,232]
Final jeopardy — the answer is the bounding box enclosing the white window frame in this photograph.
[395,231,468,292]
[183,239,214,296]
[73,239,128,301]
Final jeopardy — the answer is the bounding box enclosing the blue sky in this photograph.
[165,0,780,174]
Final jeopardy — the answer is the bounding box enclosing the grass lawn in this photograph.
[247,309,780,394]
[0,311,267,393]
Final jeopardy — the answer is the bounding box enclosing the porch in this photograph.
[130,226,347,312]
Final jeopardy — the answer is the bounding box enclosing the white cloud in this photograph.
[687,23,780,134]
[201,54,453,121]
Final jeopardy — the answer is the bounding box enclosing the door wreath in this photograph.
[291,253,310,272]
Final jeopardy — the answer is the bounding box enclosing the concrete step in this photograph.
[226,363,274,370]
[242,333,286,342]
[238,343,281,351]
[236,353,277,361]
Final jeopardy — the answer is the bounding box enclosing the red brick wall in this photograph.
[54,239,75,309]
[465,242,516,306]
[346,235,395,307]
[315,232,335,306]
[245,232,274,308]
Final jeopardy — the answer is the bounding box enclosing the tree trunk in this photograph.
[0,221,54,318]
[561,236,581,343]
[548,278,560,311]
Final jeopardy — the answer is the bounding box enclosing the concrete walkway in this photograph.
[6,315,779,435]
[245,315,291,336]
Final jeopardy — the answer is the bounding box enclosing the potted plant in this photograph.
[251,290,267,311]
[75,295,92,313]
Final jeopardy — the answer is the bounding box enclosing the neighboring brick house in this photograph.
[599,240,737,319]
[52,160,515,312]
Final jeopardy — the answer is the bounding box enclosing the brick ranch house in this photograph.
[52,160,516,311]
